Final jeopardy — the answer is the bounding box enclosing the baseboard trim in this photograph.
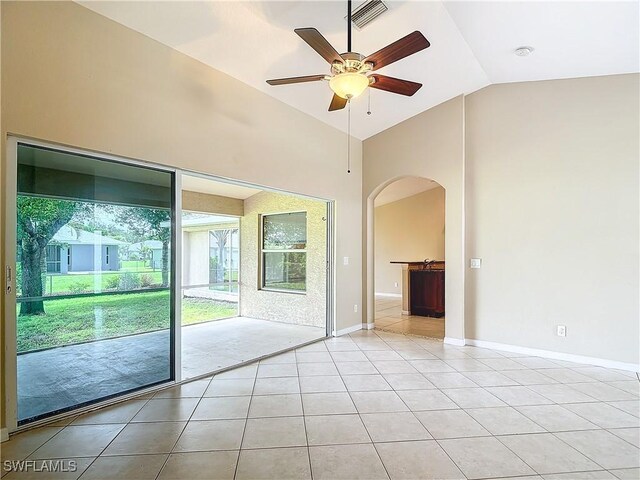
[333,323,363,337]
[365,323,375,330]
[443,337,466,347]
[465,338,640,373]
[1,427,9,443]
[375,292,402,298]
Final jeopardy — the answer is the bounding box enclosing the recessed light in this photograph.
[515,46,534,57]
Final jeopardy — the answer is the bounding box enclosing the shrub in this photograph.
[68,280,91,294]
[140,274,154,288]
[105,276,119,290]
[118,272,141,290]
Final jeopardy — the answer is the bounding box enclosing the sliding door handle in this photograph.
[6,265,12,294]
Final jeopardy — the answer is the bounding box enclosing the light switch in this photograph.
[470,258,482,269]
[343,256,349,266]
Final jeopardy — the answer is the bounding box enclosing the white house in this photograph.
[47,225,126,273]
[128,240,163,270]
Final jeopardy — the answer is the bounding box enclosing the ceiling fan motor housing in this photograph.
[331,53,373,75]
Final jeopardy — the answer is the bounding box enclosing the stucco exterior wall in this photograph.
[240,192,327,328]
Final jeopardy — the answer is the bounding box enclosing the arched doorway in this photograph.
[368,176,446,339]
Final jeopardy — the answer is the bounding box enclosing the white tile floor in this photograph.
[375,295,445,339]
[2,329,639,480]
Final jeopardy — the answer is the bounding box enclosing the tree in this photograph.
[119,208,171,286]
[17,196,84,315]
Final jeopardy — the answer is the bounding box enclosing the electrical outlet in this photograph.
[394,282,399,288]
[354,304,358,313]
[557,325,566,337]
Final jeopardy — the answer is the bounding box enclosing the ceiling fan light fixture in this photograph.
[329,72,370,99]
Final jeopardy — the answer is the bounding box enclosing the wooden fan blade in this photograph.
[295,27,343,64]
[329,94,348,111]
[266,74,326,86]
[369,75,422,96]
[364,31,430,71]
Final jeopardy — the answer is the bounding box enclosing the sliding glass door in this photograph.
[16,144,175,424]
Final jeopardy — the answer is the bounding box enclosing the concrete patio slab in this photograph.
[18,317,325,422]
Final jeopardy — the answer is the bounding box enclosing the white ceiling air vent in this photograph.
[347,0,388,29]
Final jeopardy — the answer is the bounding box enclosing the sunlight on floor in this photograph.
[375,295,445,339]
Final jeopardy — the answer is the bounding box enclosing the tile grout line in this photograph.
[345,330,393,480]
[369,329,468,479]
[152,374,217,480]
[230,366,259,480]
[497,428,610,476]
[7,326,637,480]
[295,348,315,480]
[22,390,157,466]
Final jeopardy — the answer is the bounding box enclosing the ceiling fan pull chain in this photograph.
[347,99,351,174]
[367,88,372,115]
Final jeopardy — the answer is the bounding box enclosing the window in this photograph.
[261,212,306,292]
[105,246,110,265]
[45,245,61,273]
[67,248,71,267]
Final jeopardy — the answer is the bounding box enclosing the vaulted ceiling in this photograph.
[79,1,639,140]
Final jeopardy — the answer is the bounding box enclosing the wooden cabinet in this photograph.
[410,269,445,317]
[391,261,445,318]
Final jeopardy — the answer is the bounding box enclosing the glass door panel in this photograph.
[16,144,174,424]
[181,211,240,379]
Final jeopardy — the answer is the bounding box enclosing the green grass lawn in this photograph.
[120,260,152,271]
[17,290,237,353]
[41,269,163,295]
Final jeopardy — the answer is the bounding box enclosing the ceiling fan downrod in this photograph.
[347,0,352,53]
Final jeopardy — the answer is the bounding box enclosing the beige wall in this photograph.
[363,96,466,340]
[465,74,639,365]
[374,187,445,295]
[182,190,243,217]
[1,1,362,431]
[364,74,639,365]
[240,191,327,329]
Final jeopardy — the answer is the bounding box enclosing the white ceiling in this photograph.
[443,1,639,84]
[182,174,262,199]
[375,177,439,206]
[79,1,639,140]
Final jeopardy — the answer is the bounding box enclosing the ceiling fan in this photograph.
[266,0,430,111]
